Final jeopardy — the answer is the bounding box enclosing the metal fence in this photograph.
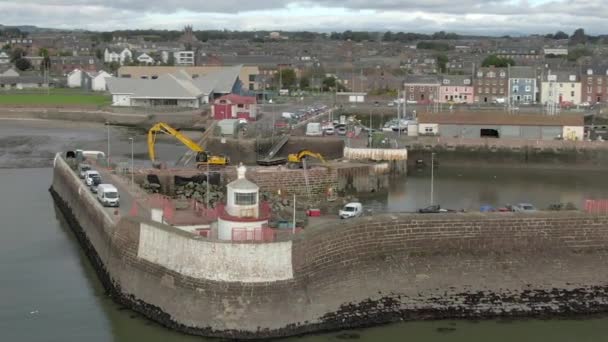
[584,200,608,214]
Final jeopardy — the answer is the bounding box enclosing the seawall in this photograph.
[51,154,608,339]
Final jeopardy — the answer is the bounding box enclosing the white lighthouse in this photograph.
[217,164,269,240]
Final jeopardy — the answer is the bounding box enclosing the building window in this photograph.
[525,86,531,92]
[477,71,483,77]
[425,127,434,133]
[409,93,414,100]
[420,86,425,91]
[235,192,256,205]
[571,91,575,97]
[599,78,603,85]
[571,83,575,88]
[513,86,518,93]
[588,86,593,93]
[249,75,256,82]
[237,104,244,108]
[249,84,254,91]
[559,83,563,88]
[409,86,414,92]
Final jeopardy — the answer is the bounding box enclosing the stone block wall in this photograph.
[51,156,608,339]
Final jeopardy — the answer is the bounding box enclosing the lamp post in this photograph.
[129,137,134,186]
[105,121,111,166]
[430,152,435,205]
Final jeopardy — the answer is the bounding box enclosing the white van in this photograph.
[84,170,101,186]
[97,184,120,207]
[306,122,322,136]
[339,202,363,219]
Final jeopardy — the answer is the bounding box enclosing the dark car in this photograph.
[89,175,102,193]
[418,205,454,213]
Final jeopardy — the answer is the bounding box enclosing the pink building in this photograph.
[439,75,474,104]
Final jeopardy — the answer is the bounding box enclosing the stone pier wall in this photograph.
[51,154,608,339]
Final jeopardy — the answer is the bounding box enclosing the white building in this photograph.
[104,48,133,65]
[541,71,581,105]
[90,70,112,91]
[174,51,195,66]
[217,164,269,241]
[0,51,9,64]
[66,69,91,89]
[543,48,568,56]
[136,53,155,65]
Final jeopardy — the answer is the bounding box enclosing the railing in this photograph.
[231,227,303,242]
[584,200,608,214]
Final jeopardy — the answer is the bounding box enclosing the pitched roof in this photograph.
[404,75,440,85]
[509,66,536,79]
[194,64,241,94]
[106,78,140,94]
[216,94,256,104]
[418,112,583,126]
[440,75,472,86]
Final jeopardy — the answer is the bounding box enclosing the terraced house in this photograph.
[403,75,440,104]
[438,75,474,104]
[474,66,508,103]
[582,66,608,104]
[508,66,537,104]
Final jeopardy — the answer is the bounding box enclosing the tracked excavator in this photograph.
[286,150,326,169]
[147,122,229,169]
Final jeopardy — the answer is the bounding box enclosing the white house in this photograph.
[104,48,133,65]
[66,69,91,89]
[541,71,581,105]
[174,51,195,66]
[90,70,113,91]
[0,51,9,64]
[136,53,155,65]
[0,67,20,78]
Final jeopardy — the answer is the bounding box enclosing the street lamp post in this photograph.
[430,152,435,205]
[106,122,111,166]
[129,137,134,186]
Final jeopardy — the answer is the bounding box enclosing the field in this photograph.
[0,89,111,106]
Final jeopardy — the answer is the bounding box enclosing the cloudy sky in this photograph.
[0,0,603,35]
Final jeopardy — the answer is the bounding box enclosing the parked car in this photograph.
[339,202,363,219]
[78,163,92,179]
[336,126,347,136]
[406,100,417,105]
[324,127,335,135]
[89,175,102,193]
[84,170,101,186]
[387,102,395,107]
[511,203,537,213]
[580,102,591,107]
[418,205,454,213]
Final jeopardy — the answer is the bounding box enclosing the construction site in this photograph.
[72,105,408,242]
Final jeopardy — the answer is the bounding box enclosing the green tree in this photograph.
[95,48,103,60]
[107,61,120,73]
[570,28,587,45]
[38,48,49,58]
[15,58,32,71]
[322,76,337,91]
[10,47,26,62]
[166,52,175,66]
[436,53,448,73]
[299,76,310,90]
[278,68,296,89]
[554,31,569,39]
[567,47,592,61]
[481,54,515,67]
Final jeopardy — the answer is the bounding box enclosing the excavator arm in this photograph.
[287,150,326,164]
[148,122,204,162]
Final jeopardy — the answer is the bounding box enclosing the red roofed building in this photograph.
[212,94,258,121]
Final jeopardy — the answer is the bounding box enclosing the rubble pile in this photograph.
[141,180,161,194]
[174,181,226,207]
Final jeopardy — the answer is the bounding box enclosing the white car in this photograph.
[78,163,92,178]
[512,203,537,213]
[84,170,101,186]
[387,102,395,107]
[339,202,363,219]
[324,127,335,135]
[580,102,591,107]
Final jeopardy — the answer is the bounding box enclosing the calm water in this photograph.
[3,167,608,341]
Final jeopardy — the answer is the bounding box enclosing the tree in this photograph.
[322,76,337,91]
[107,61,120,73]
[554,31,569,40]
[40,55,51,72]
[278,68,296,89]
[567,47,592,61]
[299,76,310,90]
[38,48,49,58]
[166,52,175,66]
[481,54,515,67]
[10,48,26,62]
[436,53,448,73]
[15,58,32,71]
[95,48,103,60]
[570,28,587,45]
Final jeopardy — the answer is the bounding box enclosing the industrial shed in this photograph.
[417,112,584,140]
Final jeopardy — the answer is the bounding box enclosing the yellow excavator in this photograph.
[147,122,229,168]
[287,150,326,169]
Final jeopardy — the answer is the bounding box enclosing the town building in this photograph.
[50,56,101,75]
[417,112,584,140]
[508,66,537,104]
[403,75,440,104]
[581,66,608,104]
[474,66,508,103]
[543,48,568,56]
[90,70,112,92]
[540,70,581,105]
[117,65,259,93]
[66,69,92,89]
[212,94,258,121]
[174,51,195,66]
[104,48,132,65]
[106,66,243,108]
[135,53,155,65]
[0,51,9,64]
[438,75,474,104]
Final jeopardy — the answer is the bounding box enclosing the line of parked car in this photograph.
[77,163,120,208]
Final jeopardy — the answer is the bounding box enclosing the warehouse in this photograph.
[417,112,584,140]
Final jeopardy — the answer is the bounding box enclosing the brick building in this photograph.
[581,66,608,104]
[403,75,440,104]
[474,66,508,103]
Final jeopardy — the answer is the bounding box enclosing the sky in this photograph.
[0,0,604,35]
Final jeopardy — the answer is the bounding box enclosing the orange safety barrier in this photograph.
[584,199,608,214]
